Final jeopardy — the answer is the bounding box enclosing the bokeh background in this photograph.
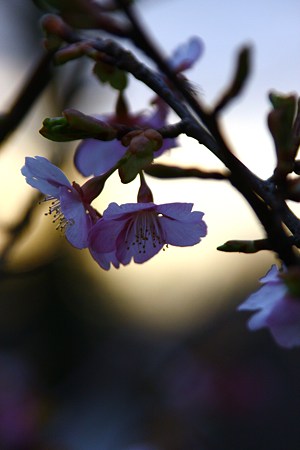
[0,1,300,449]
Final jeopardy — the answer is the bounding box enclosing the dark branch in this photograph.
[145,163,227,180]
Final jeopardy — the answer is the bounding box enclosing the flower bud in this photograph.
[119,129,163,183]
[137,176,153,203]
[267,91,297,180]
[63,109,117,140]
[121,130,142,147]
[93,61,128,91]
[122,129,163,154]
[40,13,73,42]
[217,239,271,253]
[80,176,106,203]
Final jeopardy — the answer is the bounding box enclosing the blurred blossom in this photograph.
[0,353,40,449]
[161,346,286,421]
[161,350,215,414]
[238,265,300,348]
[211,362,284,417]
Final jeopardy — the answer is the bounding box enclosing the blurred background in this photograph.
[0,1,300,449]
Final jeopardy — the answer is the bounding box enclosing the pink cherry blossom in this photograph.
[238,265,300,348]
[21,156,97,249]
[74,100,176,177]
[88,201,207,269]
[74,37,203,178]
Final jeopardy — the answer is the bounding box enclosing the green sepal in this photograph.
[118,143,155,184]
[93,61,128,91]
[40,117,76,141]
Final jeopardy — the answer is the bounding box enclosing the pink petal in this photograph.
[156,203,194,219]
[260,264,281,284]
[89,248,120,270]
[21,156,71,196]
[266,295,300,348]
[88,218,126,253]
[238,284,286,312]
[139,100,169,128]
[138,99,177,157]
[169,37,204,72]
[59,186,92,248]
[74,139,127,176]
[159,215,206,246]
[238,264,300,348]
[269,323,300,348]
[103,202,155,220]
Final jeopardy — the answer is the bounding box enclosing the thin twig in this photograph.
[145,163,227,180]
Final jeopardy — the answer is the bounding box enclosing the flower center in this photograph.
[125,211,166,254]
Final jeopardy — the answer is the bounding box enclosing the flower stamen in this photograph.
[125,211,165,254]
[43,195,74,234]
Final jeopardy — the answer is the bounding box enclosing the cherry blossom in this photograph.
[74,100,175,177]
[74,37,203,178]
[21,156,98,249]
[88,201,207,269]
[238,265,300,348]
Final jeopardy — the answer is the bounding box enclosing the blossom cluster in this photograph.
[238,265,300,349]
[22,38,207,270]
[22,156,207,270]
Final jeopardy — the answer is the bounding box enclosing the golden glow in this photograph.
[1,108,276,333]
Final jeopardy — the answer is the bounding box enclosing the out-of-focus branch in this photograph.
[0,192,42,269]
[0,50,54,144]
[145,163,228,180]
